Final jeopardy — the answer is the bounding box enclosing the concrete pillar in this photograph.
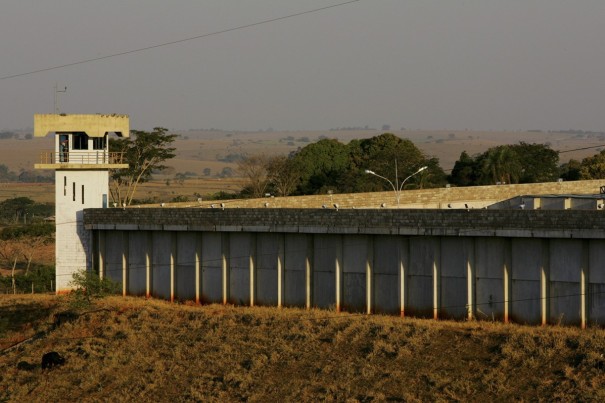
[399,238,408,317]
[98,230,105,280]
[277,234,284,308]
[433,239,441,320]
[335,236,343,312]
[306,235,313,310]
[195,233,201,304]
[170,233,176,303]
[145,237,151,299]
[541,240,550,326]
[366,236,374,315]
[249,235,256,307]
[504,239,512,323]
[222,233,230,305]
[466,240,475,320]
[581,240,589,329]
[122,238,128,297]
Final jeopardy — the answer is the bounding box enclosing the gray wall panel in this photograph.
[151,232,172,300]
[511,280,541,325]
[105,230,125,285]
[127,231,148,296]
[313,235,338,309]
[201,233,222,303]
[229,233,251,305]
[175,232,196,301]
[283,234,308,307]
[256,233,280,306]
[475,237,507,320]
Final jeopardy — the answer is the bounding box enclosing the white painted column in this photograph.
[122,237,127,297]
[366,237,374,315]
[277,234,284,308]
[503,238,512,324]
[98,231,105,281]
[335,236,343,312]
[222,234,230,305]
[466,239,475,321]
[195,234,201,304]
[306,235,313,310]
[399,238,408,318]
[433,239,441,320]
[540,240,550,326]
[248,254,256,306]
[581,240,589,329]
[170,235,175,303]
[145,247,151,299]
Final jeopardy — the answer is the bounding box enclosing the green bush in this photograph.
[68,269,120,309]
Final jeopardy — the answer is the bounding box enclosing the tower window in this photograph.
[82,185,85,204]
[73,182,76,201]
[64,176,67,196]
[93,136,107,150]
[73,133,89,150]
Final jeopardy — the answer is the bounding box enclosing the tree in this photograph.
[449,151,477,186]
[355,133,444,191]
[291,138,350,194]
[0,197,34,224]
[510,142,559,183]
[266,155,301,197]
[109,128,177,206]
[478,145,522,185]
[237,154,270,198]
[559,159,581,181]
[579,150,605,179]
[1,223,54,274]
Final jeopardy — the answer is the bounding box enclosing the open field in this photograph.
[0,178,246,205]
[0,183,55,204]
[3,129,605,177]
[1,295,604,401]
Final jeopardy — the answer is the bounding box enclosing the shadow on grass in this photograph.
[0,302,54,337]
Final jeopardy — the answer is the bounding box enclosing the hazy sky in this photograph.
[1,1,604,132]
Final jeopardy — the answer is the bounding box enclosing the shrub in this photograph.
[68,269,120,309]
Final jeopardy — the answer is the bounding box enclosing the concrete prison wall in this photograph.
[84,208,605,327]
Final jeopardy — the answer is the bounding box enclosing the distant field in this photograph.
[0,183,54,204]
[1,295,604,401]
[0,178,245,204]
[3,129,605,177]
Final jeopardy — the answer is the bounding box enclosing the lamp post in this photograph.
[365,164,428,208]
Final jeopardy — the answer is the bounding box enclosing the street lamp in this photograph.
[365,165,428,207]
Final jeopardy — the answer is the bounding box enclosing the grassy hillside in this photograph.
[1,295,604,401]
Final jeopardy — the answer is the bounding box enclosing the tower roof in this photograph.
[34,114,129,138]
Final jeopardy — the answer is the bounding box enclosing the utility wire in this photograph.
[0,0,362,81]
[557,144,605,154]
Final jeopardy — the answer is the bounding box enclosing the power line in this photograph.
[0,0,362,81]
[557,144,605,154]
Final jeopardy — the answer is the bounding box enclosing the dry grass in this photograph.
[1,295,604,401]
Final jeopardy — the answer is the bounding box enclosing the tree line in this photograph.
[239,136,605,198]
[237,133,447,198]
[105,128,605,204]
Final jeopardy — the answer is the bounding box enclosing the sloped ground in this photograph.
[1,295,604,401]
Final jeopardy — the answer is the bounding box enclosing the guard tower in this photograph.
[34,114,129,292]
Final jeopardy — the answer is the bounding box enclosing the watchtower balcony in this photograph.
[35,150,128,169]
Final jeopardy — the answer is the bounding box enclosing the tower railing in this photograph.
[38,151,126,165]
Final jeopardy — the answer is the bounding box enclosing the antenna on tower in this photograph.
[54,83,67,113]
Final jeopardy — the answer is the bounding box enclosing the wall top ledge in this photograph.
[84,208,605,239]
